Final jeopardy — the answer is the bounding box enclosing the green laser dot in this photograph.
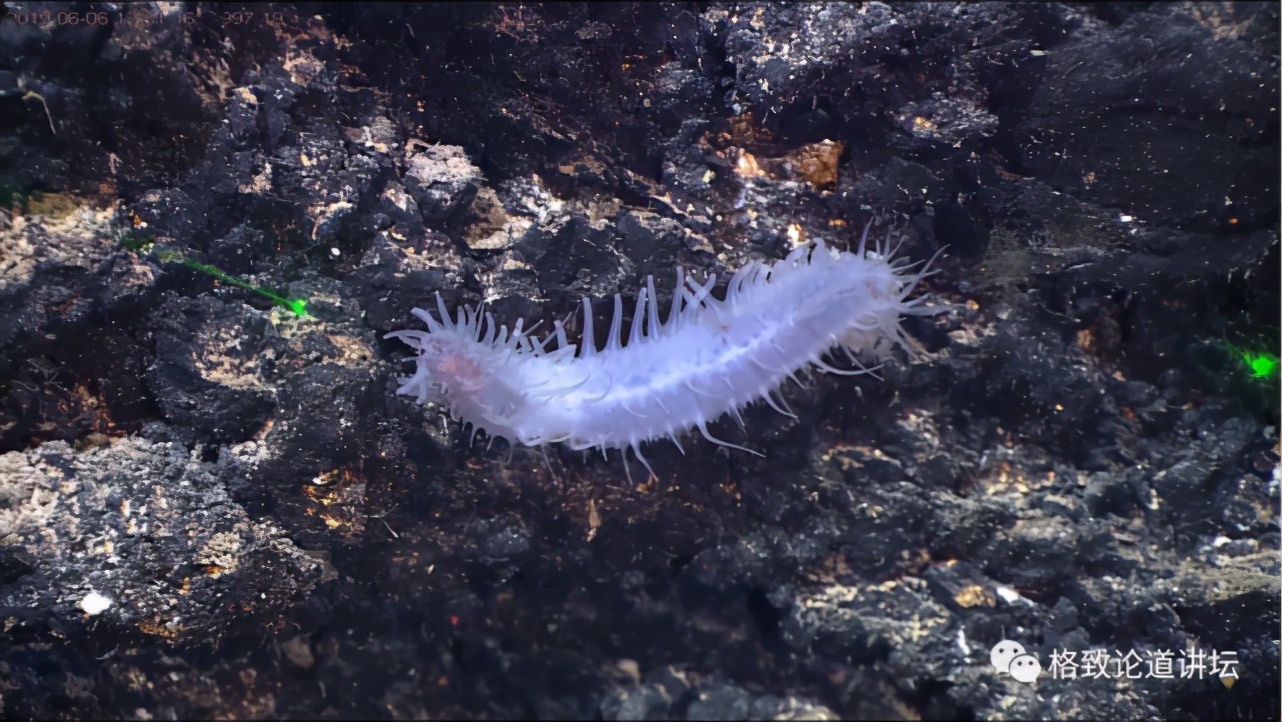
[1242,351,1279,380]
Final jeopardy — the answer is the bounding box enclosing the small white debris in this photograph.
[79,591,112,616]
[995,585,1035,606]
[330,247,341,257]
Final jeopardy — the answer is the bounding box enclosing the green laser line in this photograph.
[120,233,310,317]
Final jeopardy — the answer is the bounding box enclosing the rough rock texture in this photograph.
[1,3,1277,719]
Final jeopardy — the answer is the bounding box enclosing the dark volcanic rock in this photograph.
[0,2,1276,720]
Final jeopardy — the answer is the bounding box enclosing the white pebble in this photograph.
[79,591,112,616]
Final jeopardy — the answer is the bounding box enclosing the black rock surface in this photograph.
[1,3,1277,719]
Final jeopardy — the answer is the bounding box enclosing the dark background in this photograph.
[0,2,1277,718]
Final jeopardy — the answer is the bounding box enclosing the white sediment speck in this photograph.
[995,585,1035,606]
[79,591,112,616]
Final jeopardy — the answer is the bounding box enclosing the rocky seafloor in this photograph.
[1,2,1278,719]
